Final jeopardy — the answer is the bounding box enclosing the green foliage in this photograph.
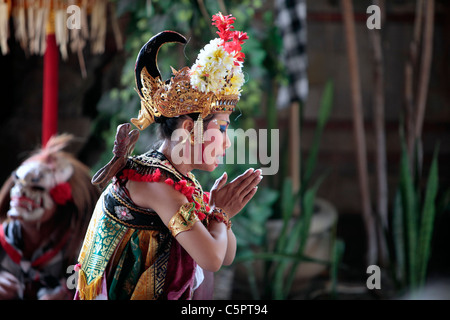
[271,177,325,299]
[233,187,279,251]
[302,80,334,192]
[329,235,345,299]
[234,81,339,300]
[391,138,440,294]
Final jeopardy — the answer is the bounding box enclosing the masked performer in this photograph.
[0,134,100,299]
[75,13,262,300]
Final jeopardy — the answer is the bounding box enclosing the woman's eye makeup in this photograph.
[213,119,230,133]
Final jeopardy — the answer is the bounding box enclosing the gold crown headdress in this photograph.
[131,12,248,131]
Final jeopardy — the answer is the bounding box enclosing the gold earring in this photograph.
[194,115,204,145]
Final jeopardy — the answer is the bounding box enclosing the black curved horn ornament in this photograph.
[135,31,187,97]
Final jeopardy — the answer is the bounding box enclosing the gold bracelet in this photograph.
[210,207,232,230]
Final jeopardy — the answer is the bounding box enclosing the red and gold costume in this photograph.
[76,150,213,300]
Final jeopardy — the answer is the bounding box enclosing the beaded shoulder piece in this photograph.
[118,150,211,222]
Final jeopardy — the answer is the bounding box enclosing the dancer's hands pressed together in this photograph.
[209,168,262,218]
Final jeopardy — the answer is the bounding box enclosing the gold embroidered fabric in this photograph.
[76,151,208,300]
[168,202,199,237]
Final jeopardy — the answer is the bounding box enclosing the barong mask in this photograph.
[132,12,248,132]
[8,146,74,222]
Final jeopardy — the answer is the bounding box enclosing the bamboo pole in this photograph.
[289,101,301,195]
[414,0,435,147]
[341,0,377,265]
[405,0,424,159]
[369,0,389,266]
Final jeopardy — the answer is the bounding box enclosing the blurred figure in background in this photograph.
[0,134,100,299]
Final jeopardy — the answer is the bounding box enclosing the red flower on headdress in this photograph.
[212,13,236,41]
[50,182,72,205]
[229,31,249,52]
[212,12,248,63]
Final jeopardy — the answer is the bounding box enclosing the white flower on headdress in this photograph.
[190,39,234,94]
[190,13,248,97]
[198,39,234,70]
[227,68,245,95]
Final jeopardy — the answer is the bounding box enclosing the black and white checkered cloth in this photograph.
[275,0,308,109]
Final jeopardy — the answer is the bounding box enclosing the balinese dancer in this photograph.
[75,12,262,300]
[0,134,100,299]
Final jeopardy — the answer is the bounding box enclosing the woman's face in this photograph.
[195,113,231,172]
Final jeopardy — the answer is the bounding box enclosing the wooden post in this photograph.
[369,0,389,266]
[42,12,59,146]
[341,0,377,265]
[414,0,434,144]
[289,101,301,195]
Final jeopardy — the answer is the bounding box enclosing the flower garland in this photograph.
[190,12,248,96]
